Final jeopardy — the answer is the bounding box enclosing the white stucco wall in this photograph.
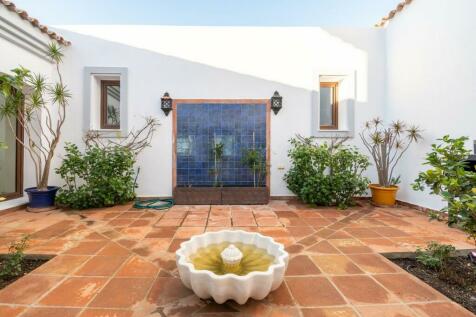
[50,26,386,197]
[385,0,476,210]
[0,5,57,208]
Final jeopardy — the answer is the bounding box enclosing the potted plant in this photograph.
[359,118,422,206]
[0,43,70,211]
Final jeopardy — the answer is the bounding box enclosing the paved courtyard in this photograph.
[0,200,474,317]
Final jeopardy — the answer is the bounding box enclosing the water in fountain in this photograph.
[189,242,275,276]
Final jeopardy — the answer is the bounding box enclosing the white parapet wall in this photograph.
[50,25,386,197]
[385,0,476,210]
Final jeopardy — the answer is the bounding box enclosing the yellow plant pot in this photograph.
[369,184,398,206]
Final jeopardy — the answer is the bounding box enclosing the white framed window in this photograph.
[312,73,356,138]
[83,67,128,137]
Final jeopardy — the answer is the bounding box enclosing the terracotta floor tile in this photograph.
[132,238,172,257]
[182,218,208,227]
[409,302,475,317]
[232,217,257,227]
[301,307,358,317]
[162,211,188,219]
[74,256,127,276]
[255,217,282,227]
[347,254,398,273]
[374,274,445,302]
[332,276,398,305]
[89,278,154,308]
[116,256,159,277]
[279,217,309,227]
[330,239,374,254]
[297,234,321,246]
[344,227,382,238]
[155,218,183,227]
[327,230,353,239]
[129,219,152,227]
[108,219,135,227]
[117,212,144,219]
[357,305,418,317]
[315,228,336,238]
[286,277,346,307]
[32,255,90,275]
[79,309,133,317]
[96,242,131,257]
[0,275,63,304]
[285,255,321,276]
[174,226,205,238]
[145,227,177,238]
[116,239,138,249]
[0,305,25,317]
[207,218,232,227]
[30,220,76,239]
[64,241,108,255]
[120,226,152,239]
[147,277,194,306]
[258,227,290,238]
[39,277,107,306]
[168,238,187,252]
[307,241,341,254]
[21,307,81,317]
[359,238,402,253]
[264,283,295,306]
[369,226,409,237]
[311,255,363,275]
[286,226,315,238]
[269,307,301,317]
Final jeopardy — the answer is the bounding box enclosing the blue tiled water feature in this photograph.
[176,103,267,187]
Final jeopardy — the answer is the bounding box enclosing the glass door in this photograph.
[0,93,23,200]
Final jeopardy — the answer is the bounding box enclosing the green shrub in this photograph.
[415,241,456,270]
[0,236,29,278]
[413,135,476,242]
[56,143,136,209]
[242,148,266,187]
[284,137,370,208]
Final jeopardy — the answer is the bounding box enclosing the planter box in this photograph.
[174,187,269,205]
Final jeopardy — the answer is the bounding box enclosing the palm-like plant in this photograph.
[0,43,71,190]
[360,118,422,187]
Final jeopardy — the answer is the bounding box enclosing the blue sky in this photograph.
[13,0,400,26]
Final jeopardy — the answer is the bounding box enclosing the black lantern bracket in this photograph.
[270,91,282,115]
[161,92,173,116]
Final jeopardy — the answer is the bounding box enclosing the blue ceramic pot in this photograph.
[24,186,59,209]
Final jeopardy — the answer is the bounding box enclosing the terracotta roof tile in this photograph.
[0,0,70,45]
[375,0,413,28]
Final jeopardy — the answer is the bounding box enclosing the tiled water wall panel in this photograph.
[176,103,267,187]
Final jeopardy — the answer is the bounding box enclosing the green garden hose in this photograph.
[132,168,175,210]
[133,198,175,210]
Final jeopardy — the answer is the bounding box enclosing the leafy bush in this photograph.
[284,137,370,208]
[56,143,136,209]
[415,241,456,270]
[0,236,29,278]
[413,135,476,242]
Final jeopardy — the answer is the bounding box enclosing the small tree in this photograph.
[242,148,266,187]
[413,136,476,243]
[360,118,422,187]
[210,141,224,187]
[0,43,70,190]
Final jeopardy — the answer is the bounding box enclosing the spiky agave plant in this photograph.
[360,118,422,187]
[0,43,71,190]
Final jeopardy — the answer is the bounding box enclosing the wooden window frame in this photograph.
[319,81,339,130]
[100,80,121,130]
[0,94,24,201]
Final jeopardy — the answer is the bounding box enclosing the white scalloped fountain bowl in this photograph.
[176,230,289,304]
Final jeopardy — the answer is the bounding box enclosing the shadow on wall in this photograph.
[48,27,377,197]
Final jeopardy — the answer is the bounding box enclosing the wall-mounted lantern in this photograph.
[270,91,282,115]
[161,92,173,116]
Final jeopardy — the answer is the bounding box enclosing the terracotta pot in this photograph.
[369,184,398,206]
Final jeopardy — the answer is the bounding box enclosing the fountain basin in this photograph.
[176,230,289,304]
